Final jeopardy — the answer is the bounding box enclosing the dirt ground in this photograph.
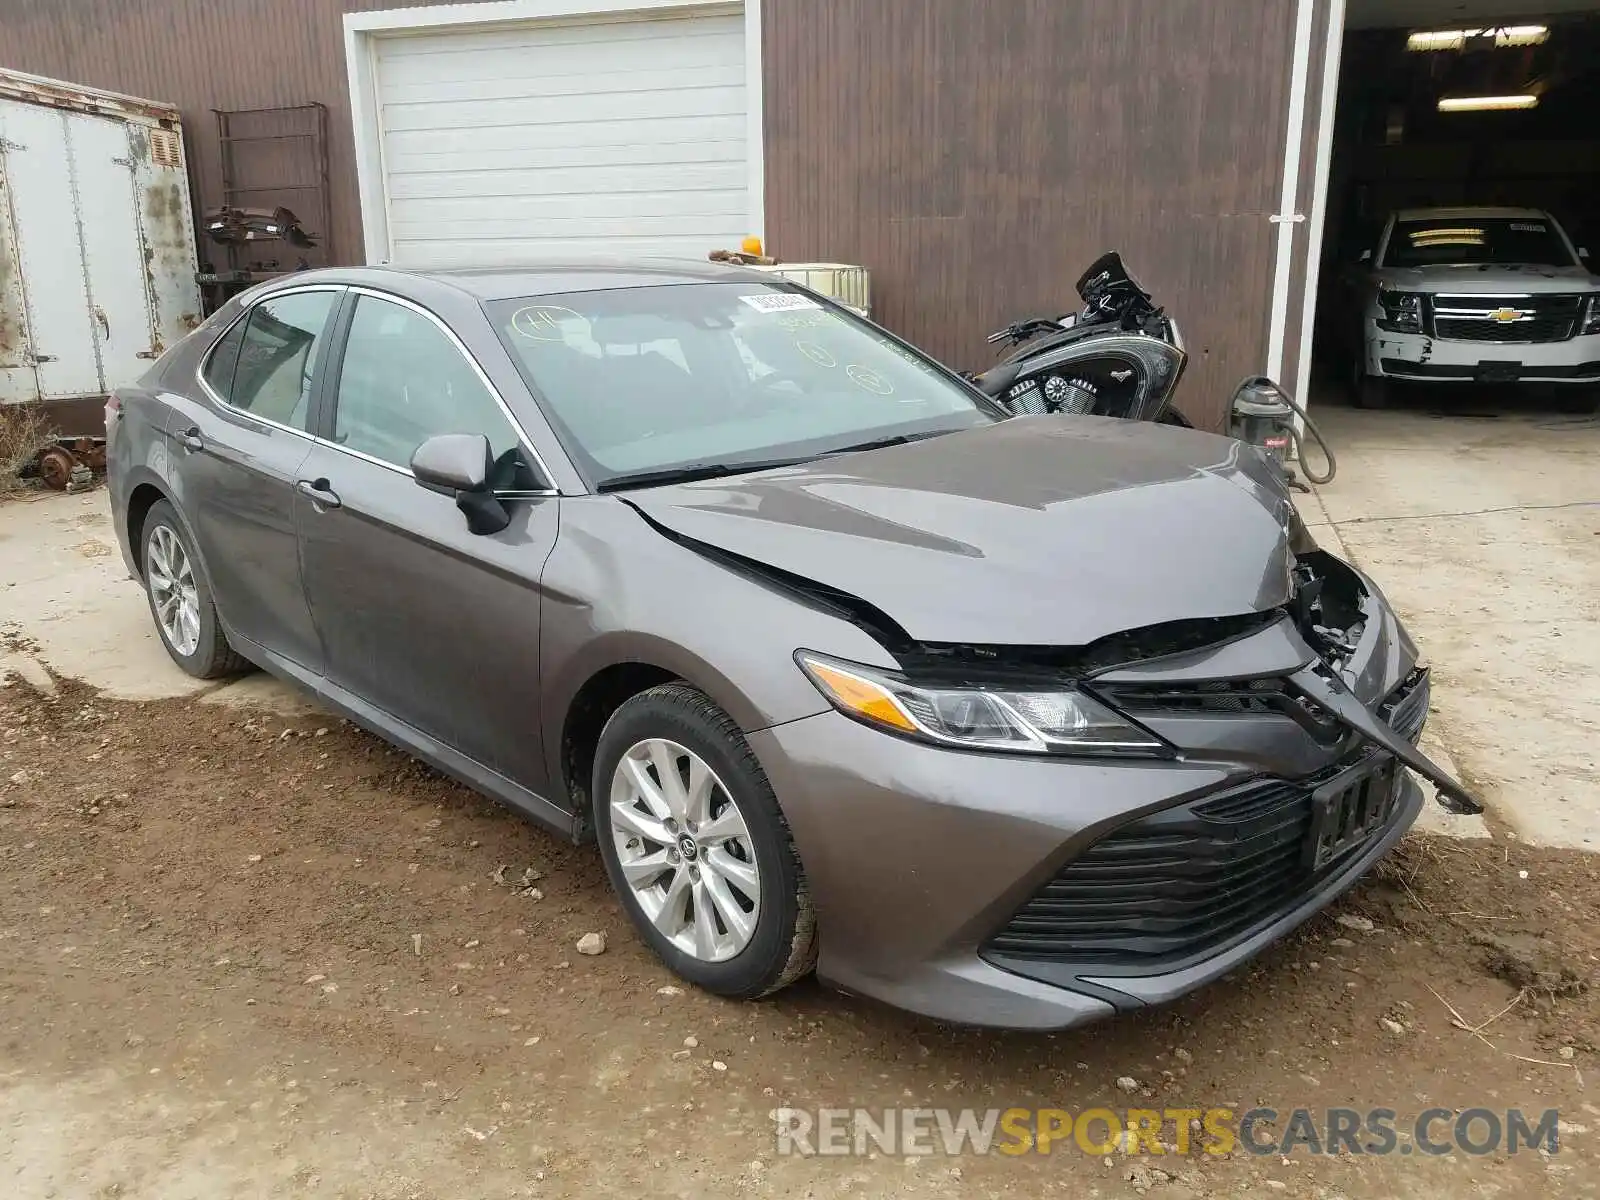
[1,672,1595,1199]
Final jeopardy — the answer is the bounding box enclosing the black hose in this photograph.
[1282,390,1338,485]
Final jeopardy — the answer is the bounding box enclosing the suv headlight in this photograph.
[796,651,1164,755]
[1582,297,1600,336]
[1376,290,1424,334]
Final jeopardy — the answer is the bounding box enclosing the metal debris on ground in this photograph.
[33,440,106,491]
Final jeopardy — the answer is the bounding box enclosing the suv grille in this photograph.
[1429,294,1583,343]
[983,753,1402,968]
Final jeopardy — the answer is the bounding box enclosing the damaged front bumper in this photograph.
[755,550,1476,1029]
[1366,325,1600,384]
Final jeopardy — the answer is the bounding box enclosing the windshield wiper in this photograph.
[595,457,809,493]
[819,429,952,456]
[596,430,959,492]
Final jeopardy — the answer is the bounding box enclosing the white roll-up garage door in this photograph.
[369,8,752,266]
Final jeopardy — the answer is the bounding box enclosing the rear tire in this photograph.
[140,500,249,679]
[593,683,816,999]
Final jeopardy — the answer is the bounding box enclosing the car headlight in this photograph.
[795,651,1164,755]
[1376,290,1424,334]
[1582,297,1600,336]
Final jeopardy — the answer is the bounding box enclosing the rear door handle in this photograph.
[179,426,203,453]
[295,478,342,510]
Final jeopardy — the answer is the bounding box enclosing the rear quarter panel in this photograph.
[108,303,240,573]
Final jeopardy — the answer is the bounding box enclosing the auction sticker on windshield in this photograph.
[740,293,822,313]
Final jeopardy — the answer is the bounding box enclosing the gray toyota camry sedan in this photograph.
[106,260,1476,1029]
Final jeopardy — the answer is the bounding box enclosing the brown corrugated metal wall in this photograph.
[4,0,1304,427]
[762,0,1301,428]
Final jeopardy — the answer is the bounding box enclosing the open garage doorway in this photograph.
[1303,1,1600,415]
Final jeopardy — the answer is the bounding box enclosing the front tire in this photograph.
[140,500,248,679]
[1354,364,1390,410]
[593,683,816,998]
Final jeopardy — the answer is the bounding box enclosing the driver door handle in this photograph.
[296,478,342,510]
[179,426,203,453]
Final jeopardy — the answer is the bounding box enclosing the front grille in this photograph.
[1429,294,1584,344]
[1095,675,1338,740]
[1104,666,1430,745]
[984,755,1400,968]
[1380,667,1429,743]
[1098,677,1290,716]
[1434,316,1574,342]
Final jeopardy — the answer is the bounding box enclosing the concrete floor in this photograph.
[1302,400,1600,851]
[0,490,319,716]
[0,402,1593,848]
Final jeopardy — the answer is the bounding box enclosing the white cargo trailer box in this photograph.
[0,68,201,436]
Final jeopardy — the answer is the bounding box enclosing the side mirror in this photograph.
[1579,246,1591,260]
[1358,248,1373,263]
[412,432,492,493]
[410,433,510,535]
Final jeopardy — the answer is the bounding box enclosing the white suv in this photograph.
[1350,206,1600,408]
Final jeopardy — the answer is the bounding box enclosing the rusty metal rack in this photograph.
[202,103,331,310]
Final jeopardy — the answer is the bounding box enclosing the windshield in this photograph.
[1382,217,1575,268]
[487,282,999,488]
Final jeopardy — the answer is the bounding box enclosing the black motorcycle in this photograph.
[967,252,1193,427]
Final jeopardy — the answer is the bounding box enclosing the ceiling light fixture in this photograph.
[1407,24,1549,51]
[1495,24,1550,47]
[1409,28,1473,50]
[1437,94,1540,112]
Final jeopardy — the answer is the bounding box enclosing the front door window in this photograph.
[332,294,537,488]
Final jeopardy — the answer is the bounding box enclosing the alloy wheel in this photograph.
[146,525,200,657]
[608,737,762,963]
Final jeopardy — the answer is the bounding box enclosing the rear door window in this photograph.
[201,316,247,398]
[208,291,338,431]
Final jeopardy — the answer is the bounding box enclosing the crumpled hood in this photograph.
[626,416,1299,646]
[1374,263,1600,294]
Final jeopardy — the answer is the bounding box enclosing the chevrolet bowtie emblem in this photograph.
[1488,307,1524,323]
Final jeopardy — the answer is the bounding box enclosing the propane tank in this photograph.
[1228,376,1298,471]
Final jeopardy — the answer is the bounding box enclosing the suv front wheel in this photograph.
[1352,360,1390,409]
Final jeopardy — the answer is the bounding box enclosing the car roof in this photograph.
[1392,206,1549,222]
[261,257,771,303]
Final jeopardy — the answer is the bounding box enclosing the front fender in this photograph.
[538,498,900,784]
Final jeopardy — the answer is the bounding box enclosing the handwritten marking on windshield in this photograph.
[510,305,586,341]
[846,365,893,395]
[777,311,832,331]
[796,341,836,368]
